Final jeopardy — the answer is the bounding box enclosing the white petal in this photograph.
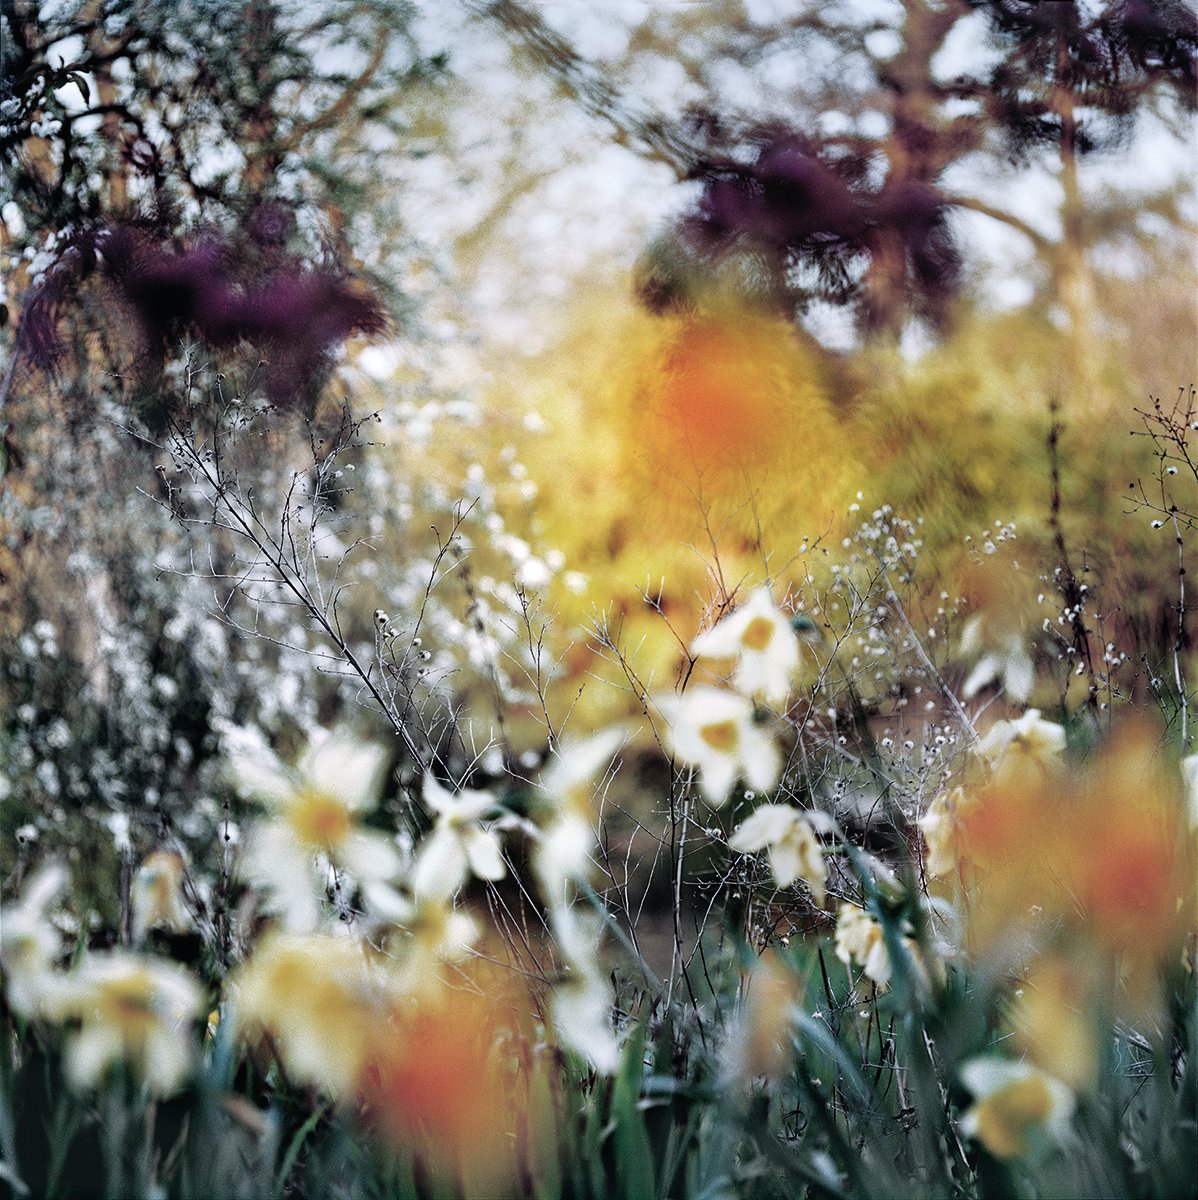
[143,1027,193,1095]
[864,938,892,987]
[734,653,796,707]
[422,773,456,817]
[339,830,403,883]
[534,814,595,899]
[539,728,624,800]
[20,862,70,913]
[690,614,748,658]
[1002,647,1035,704]
[66,1025,122,1089]
[768,842,802,889]
[361,880,415,924]
[450,787,500,823]
[228,744,294,807]
[962,654,1000,700]
[732,804,799,851]
[698,754,738,807]
[303,736,389,812]
[238,825,323,929]
[440,910,481,960]
[552,973,621,1073]
[411,827,468,900]
[958,614,984,658]
[463,827,506,882]
[741,726,782,794]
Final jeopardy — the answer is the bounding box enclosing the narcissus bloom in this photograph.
[232,730,398,930]
[691,587,800,706]
[1009,955,1100,1092]
[366,885,481,998]
[834,903,894,987]
[919,786,967,879]
[532,729,623,903]
[52,951,205,1094]
[412,776,505,900]
[959,1058,1073,1159]
[234,930,386,1095]
[960,614,1035,704]
[977,709,1066,775]
[728,804,826,903]
[132,850,192,941]
[657,686,781,807]
[548,905,622,1073]
[725,952,802,1085]
[0,862,68,1018]
[833,903,941,991]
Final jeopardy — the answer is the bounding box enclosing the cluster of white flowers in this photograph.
[226,722,632,1076]
[0,864,207,1096]
[656,588,828,906]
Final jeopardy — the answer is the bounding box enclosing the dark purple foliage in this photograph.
[689,140,869,253]
[681,132,961,325]
[18,214,386,406]
[1107,0,1198,91]
[871,182,962,305]
[246,202,296,249]
[239,268,387,403]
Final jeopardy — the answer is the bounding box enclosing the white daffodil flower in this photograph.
[960,614,1035,703]
[658,686,782,808]
[552,970,623,1074]
[533,729,624,904]
[958,1058,1074,1159]
[834,903,943,993]
[691,587,801,707]
[728,804,826,904]
[412,775,505,900]
[365,883,482,998]
[976,709,1066,773]
[52,951,205,1095]
[132,850,192,941]
[0,862,69,1018]
[233,930,386,1095]
[230,729,398,931]
[547,904,622,1073]
[834,903,894,987]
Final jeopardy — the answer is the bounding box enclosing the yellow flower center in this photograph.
[975,1075,1053,1158]
[290,788,353,850]
[103,973,159,1035]
[700,719,740,754]
[740,615,775,652]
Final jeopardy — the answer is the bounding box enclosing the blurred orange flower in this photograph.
[359,964,527,1189]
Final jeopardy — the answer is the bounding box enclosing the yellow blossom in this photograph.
[52,951,205,1095]
[233,930,386,1095]
[725,952,802,1085]
[1009,956,1099,1092]
[132,850,192,941]
[691,587,800,707]
[728,804,826,903]
[657,686,781,807]
[976,709,1067,777]
[959,1058,1073,1159]
[834,904,893,987]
